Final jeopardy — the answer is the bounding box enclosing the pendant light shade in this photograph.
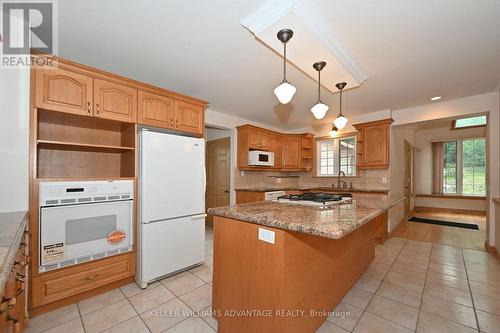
[311,102,329,119]
[274,81,297,104]
[310,61,329,119]
[334,82,348,130]
[329,125,339,137]
[274,29,296,104]
[333,115,348,130]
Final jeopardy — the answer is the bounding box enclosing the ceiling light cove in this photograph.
[241,0,367,93]
[430,96,442,101]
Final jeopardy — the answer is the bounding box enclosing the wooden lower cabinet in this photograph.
[0,232,28,333]
[31,253,135,308]
[236,191,264,204]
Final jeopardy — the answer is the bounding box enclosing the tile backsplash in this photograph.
[235,169,389,190]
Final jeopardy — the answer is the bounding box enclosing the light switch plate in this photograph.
[258,228,275,244]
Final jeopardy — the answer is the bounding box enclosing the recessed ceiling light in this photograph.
[430,96,442,101]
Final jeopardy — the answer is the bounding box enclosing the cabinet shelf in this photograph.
[37,140,135,153]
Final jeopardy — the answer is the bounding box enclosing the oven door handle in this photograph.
[191,214,207,220]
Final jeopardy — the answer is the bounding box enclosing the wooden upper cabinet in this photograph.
[138,90,175,129]
[236,125,313,171]
[35,67,93,116]
[281,136,301,169]
[138,92,204,136]
[249,130,269,150]
[175,100,204,136]
[93,78,137,123]
[354,119,392,169]
[269,134,282,168]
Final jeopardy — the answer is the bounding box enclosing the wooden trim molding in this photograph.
[416,194,486,200]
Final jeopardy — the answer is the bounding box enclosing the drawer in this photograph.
[31,253,134,307]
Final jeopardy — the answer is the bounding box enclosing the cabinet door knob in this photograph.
[87,102,91,115]
[96,104,100,115]
[171,118,174,127]
[176,119,179,128]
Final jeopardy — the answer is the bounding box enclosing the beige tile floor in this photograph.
[25,228,500,333]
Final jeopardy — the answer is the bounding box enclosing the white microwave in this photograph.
[248,150,274,166]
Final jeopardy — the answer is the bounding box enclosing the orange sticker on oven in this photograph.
[107,230,126,245]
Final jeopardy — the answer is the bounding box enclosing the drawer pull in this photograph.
[87,101,91,115]
[0,297,16,314]
[96,103,100,115]
[84,274,98,281]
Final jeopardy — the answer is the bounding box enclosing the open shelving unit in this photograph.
[36,109,136,180]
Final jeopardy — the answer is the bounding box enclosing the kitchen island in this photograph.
[208,195,404,333]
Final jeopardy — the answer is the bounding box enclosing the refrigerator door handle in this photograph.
[191,214,207,220]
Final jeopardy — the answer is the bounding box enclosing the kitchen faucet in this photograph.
[337,170,347,189]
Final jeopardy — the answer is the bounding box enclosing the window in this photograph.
[317,136,356,176]
[451,115,487,129]
[440,138,485,195]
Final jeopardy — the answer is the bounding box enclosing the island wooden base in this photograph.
[212,216,376,333]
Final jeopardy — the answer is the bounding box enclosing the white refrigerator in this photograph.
[137,129,206,288]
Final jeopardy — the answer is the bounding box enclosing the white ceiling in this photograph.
[58,0,500,130]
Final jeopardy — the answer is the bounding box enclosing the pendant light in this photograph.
[329,125,338,137]
[274,29,296,104]
[310,61,329,119]
[333,82,348,130]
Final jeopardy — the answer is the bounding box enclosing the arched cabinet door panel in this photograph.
[174,100,204,136]
[35,67,93,116]
[137,90,176,129]
[93,78,137,123]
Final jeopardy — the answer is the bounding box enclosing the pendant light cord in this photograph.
[317,71,321,103]
[283,43,287,82]
[339,88,343,117]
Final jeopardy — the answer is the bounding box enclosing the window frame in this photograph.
[314,133,357,178]
[440,137,486,195]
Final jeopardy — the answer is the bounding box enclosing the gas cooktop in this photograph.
[276,192,353,208]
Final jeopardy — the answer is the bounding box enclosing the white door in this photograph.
[141,215,205,282]
[140,130,206,223]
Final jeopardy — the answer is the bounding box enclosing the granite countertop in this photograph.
[0,211,28,292]
[208,196,404,240]
[235,187,390,194]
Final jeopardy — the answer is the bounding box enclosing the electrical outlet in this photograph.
[258,228,275,244]
[240,171,245,176]
[382,177,387,184]
[276,178,282,184]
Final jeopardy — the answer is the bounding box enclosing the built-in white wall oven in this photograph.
[39,180,134,272]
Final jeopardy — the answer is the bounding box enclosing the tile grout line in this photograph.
[413,243,434,332]
[76,301,87,333]
[350,239,408,332]
[461,249,481,333]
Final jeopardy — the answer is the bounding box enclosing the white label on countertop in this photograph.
[258,228,275,244]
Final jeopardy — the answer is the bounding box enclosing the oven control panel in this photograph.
[39,180,134,206]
